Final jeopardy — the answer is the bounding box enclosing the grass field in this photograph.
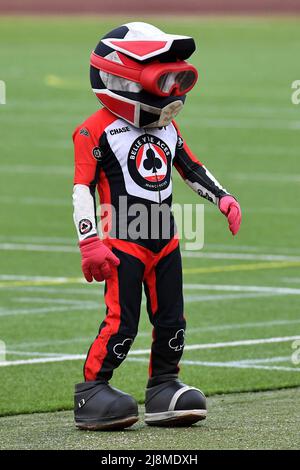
[0,16,300,449]
[1,388,299,450]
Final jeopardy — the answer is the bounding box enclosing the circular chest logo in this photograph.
[128,134,172,191]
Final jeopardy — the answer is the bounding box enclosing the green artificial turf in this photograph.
[0,388,299,450]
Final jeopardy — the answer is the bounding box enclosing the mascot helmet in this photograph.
[90,22,198,128]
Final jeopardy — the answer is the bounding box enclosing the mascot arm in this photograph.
[172,120,229,205]
[172,121,241,235]
[72,125,100,241]
[173,139,229,206]
[73,184,98,241]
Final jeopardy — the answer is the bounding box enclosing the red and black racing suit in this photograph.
[73,108,228,383]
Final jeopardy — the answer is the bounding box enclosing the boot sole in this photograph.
[75,415,139,431]
[145,409,207,427]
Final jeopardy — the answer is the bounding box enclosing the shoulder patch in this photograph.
[79,128,90,137]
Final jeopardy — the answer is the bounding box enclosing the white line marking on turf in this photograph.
[189,318,300,333]
[227,172,300,183]
[0,355,86,367]
[2,241,300,263]
[0,275,81,282]
[126,357,300,372]
[185,293,279,302]
[0,305,97,317]
[6,350,290,364]
[183,335,300,351]
[0,236,76,244]
[230,356,291,365]
[0,292,283,317]
[2,281,300,316]
[2,196,70,207]
[8,337,96,350]
[190,117,300,131]
[2,237,300,256]
[130,336,300,355]
[183,284,300,295]
[8,317,300,351]
[2,355,299,373]
[15,297,99,306]
[1,336,299,367]
[281,277,300,284]
[7,350,68,357]
[7,284,300,303]
[178,360,300,373]
[0,243,77,253]
[7,317,300,351]
[182,252,300,262]
[206,243,300,255]
[3,274,300,296]
[0,165,71,176]
[6,286,104,295]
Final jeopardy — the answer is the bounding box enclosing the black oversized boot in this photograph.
[74,380,139,430]
[145,376,207,426]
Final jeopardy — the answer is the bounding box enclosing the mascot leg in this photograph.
[144,242,207,426]
[74,247,144,430]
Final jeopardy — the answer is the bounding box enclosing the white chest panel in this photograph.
[105,119,177,202]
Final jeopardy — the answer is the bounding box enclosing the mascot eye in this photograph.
[175,71,196,92]
[158,71,196,94]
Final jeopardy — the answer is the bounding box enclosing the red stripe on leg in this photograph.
[84,266,120,381]
[144,269,158,315]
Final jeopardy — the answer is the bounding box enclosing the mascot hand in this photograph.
[219,196,242,236]
[79,236,120,282]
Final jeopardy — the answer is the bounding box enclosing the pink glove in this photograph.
[79,236,120,282]
[219,196,242,236]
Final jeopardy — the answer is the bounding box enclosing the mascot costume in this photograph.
[72,22,241,430]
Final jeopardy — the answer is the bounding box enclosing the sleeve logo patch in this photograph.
[177,135,184,149]
[92,147,103,161]
[79,128,90,137]
[79,219,93,235]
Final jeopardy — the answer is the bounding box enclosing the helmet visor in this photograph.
[158,70,197,95]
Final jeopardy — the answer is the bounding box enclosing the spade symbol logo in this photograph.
[143,148,163,174]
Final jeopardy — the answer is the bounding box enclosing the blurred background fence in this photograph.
[1,0,300,15]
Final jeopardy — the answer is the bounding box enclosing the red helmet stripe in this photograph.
[95,91,136,124]
[110,40,168,57]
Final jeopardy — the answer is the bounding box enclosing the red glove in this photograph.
[79,236,120,282]
[219,196,242,236]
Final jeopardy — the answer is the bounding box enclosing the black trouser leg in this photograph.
[144,245,186,386]
[84,248,145,381]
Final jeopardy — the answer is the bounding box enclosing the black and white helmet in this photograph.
[90,22,198,128]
